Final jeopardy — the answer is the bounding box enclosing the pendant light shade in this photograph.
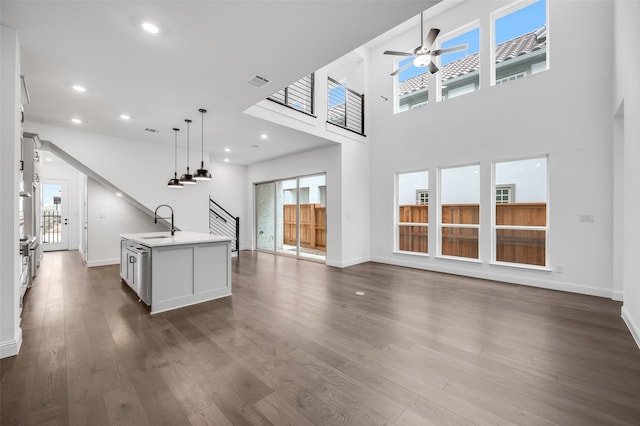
[193,108,212,181]
[167,127,183,188]
[179,118,197,185]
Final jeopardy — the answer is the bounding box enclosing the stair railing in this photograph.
[209,197,239,255]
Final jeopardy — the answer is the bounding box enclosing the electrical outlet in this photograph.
[579,214,595,223]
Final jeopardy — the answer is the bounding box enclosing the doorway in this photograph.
[42,180,69,251]
[255,173,326,261]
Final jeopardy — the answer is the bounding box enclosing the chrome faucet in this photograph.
[154,204,175,236]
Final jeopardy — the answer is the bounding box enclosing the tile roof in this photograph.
[398,26,546,96]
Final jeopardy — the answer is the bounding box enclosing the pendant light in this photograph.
[179,118,197,185]
[167,127,183,188]
[193,108,212,180]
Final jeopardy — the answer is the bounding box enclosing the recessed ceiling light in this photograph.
[224,158,229,163]
[142,22,159,34]
[120,114,131,120]
[224,148,231,152]
[260,133,268,139]
[71,118,82,124]
[72,85,86,92]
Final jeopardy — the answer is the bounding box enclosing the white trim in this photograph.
[611,291,623,302]
[86,258,119,267]
[490,260,551,272]
[393,250,429,258]
[0,328,22,359]
[435,20,481,102]
[492,155,549,267]
[369,255,619,299]
[435,254,482,263]
[325,121,366,143]
[326,256,369,268]
[621,306,640,350]
[490,0,547,86]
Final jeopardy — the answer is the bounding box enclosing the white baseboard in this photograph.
[622,305,640,350]
[369,256,619,300]
[86,258,119,267]
[0,328,22,359]
[611,290,624,302]
[326,257,370,268]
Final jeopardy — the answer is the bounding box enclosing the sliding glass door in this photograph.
[255,174,326,261]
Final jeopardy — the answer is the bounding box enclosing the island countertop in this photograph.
[120,231,232,247]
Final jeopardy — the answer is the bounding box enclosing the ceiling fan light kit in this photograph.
[384,11,468,77]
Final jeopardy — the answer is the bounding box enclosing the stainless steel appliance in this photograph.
[124,244,151,306]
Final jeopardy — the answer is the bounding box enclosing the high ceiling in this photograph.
[2,1,441,165]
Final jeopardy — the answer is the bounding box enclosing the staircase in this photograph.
[209,197,239,255]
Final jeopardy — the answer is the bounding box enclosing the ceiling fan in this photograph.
[384,12,468,76]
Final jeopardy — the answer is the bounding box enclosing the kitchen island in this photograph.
[120,231,232,314]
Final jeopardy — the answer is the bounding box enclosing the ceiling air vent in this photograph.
[247,74,271,87]
[145,128,160,133]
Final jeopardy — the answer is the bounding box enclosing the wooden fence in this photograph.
[284,204,326,250]
[399,202,546,265]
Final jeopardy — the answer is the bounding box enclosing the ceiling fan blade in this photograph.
[391,61,413,76]
[423,28,440,49]
[384,50,413,57]
[427,61,439,74]
[431,43,469,56]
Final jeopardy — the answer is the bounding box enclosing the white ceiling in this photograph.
[2,1,441,165]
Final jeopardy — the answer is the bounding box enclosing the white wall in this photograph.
[86,177,165,266]
[0,25,22,358]
[248,145,343,264]
[340,139,370,266]
[614,0,640,347]
[207,161,249,249]
[368,0,617,299]
[25,122,212,234]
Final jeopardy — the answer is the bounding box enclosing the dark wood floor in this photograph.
[2,250,640,425]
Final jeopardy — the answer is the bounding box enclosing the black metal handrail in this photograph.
[209,197,239,255]
[267,73,315,117]
[42,208,61,244]
[327,76,365,136]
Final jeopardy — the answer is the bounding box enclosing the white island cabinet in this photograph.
[120,231,232,314]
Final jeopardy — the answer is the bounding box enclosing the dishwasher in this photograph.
[126,245,151,306]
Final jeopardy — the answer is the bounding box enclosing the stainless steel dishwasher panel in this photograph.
[136,246,151,306]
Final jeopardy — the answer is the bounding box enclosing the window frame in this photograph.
[490,0,549,87]
[395,170,430,256]
[434,20,480,103]
[492,155,550,269]
[437,163,481,261]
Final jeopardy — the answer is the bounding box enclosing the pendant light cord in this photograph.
[199,108,207,167]
[201,110,204,161]
[173,128,179,178]
[185,119,191,172]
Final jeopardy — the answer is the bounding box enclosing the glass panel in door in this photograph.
[255,182,276,251]
[276,179,298,256]
[42,180,69,251]
[298,174,326,260]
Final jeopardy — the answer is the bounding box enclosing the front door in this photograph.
[42,180,69,251]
